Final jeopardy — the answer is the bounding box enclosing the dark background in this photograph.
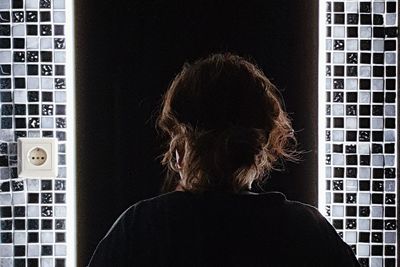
[75,1,318,265]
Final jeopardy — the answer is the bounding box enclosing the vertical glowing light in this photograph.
[318,0,327,214]
[65,0,76,265]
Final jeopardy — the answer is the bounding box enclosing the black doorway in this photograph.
[75,1,319,265]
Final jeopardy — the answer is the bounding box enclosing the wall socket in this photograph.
[18,138,58,178]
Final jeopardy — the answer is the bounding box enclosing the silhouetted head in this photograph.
[157,52,299,193]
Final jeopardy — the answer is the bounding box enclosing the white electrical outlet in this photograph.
[18,138,58,178]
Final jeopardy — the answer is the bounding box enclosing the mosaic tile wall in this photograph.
[322,0,398,266]
[0,0,68,266]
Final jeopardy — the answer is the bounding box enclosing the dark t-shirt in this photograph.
[88,191,360,267]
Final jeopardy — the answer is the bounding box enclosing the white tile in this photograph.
[345,118,357,129]
[332,154,344,165]
[333,52,345,64]
[346,40,358,51]
[358,218,370,230]
[332,104,344,115]
[12,25,25,36]
[0,0,10,8]
[325,78,331,89]
[371,206,383,217]
[41,258,54,267]
[27,205,39,217]
[325,167,331,178]
[344,231,356,243]
[0,168,9,178]
[0,130,14,141]
[332,130,344,141]
[373,2,385,13]
[26,37,39,49]
[358,244,370,256]
[28,244,40,257]
[372,118,383,129]
[41,38,53,49]
[333,26,345,38]
[346,2,358,12]
[0,193,11,205]
[54,0,65,9]
[326,39,332,50]
[0,52,11,63]
[27,77,40,89]
[42,78,53,89]
[26,0,39,8]
[55,205,67,217]
[385,181,396,192]
[359,66,371,77]
[359,168,370,179]
[359,92,370,103]
[12,192,25,204]
[385,130,396,141]
[373,40,384,52]
[332,205,344,217]
[55,244,67,256]
[13,64,25,76]
[371,258,382,267]
[358,144,370,154]
[346,180,357,191]
[26,178,39,190]
[385,232,396,243]
[55,91,66,103]
[54,11,66,22]
[14,232,26,244]
[385,105,396,116]
[386,14,397,25]
[325,144,331,153]
[359,193,371,204]
[325,192,331,204]
[41,117,54,128]
[385,52,396,64]
[346,79,357,90]
[0,244,13,257]
[58,167,66,178]
[13,90,27,103]
[0,258,12,267]
[28,131,40,137]
[360,27,371,38]
[55,51,66,63]
[372,79,383,90]
[384,155,395,166]
[41,232,54,243]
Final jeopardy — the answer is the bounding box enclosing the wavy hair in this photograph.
[157,52,300,192]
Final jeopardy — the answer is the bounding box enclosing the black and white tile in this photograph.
[0,0,68,266]
[323,1,398,266]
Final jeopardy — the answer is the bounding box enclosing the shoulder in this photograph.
[87,194,179,267]
[281,199,360,266]
[141,190,189,203]
[283,199,327,223]
[113,191,189,225]
[118,191,184,214]
[281,199,341,242]
[127,191,189,213]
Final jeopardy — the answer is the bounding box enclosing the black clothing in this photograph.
[88,191,360,267]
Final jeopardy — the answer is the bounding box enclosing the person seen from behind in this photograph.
[88,52,361,267]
